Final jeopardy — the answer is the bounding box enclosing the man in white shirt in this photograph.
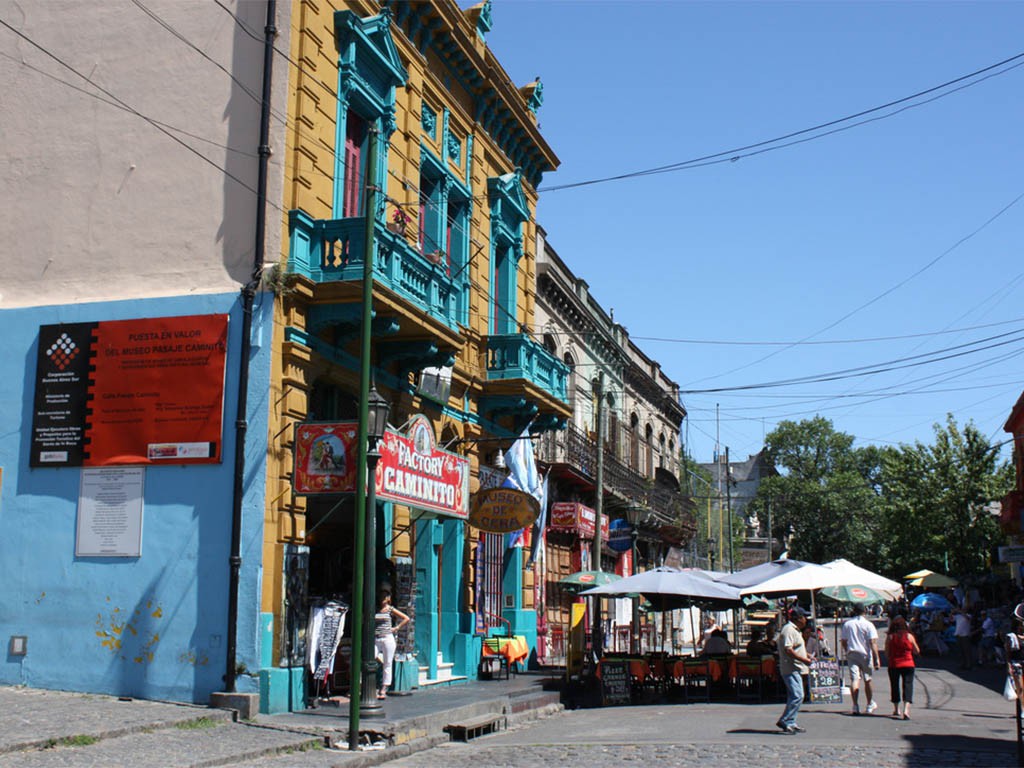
[954,609,974,670]
[840,604,880,715]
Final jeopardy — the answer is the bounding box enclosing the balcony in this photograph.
[287,210,461,335]
[484,334,569,403]
[537,423,696,541]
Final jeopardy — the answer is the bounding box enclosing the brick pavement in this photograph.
[384,649,1020,768]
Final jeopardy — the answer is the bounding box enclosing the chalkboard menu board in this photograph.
[600,660,631,706]
[809,658,843,703]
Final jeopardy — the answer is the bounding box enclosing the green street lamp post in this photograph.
[359,386,390,719]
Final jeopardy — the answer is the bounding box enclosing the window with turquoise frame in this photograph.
[487,171,529,337]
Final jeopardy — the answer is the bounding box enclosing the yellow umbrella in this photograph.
[904,569,933,580]
[906,571,958,588]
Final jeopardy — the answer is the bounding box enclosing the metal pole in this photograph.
[592,372,605,658]
[348,126,378,750]
[631,525,639,655]
[360,446,383,717]
[725,446,734,573]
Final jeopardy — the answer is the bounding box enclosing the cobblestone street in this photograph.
[387,662,1019,768]
[389,741,1014,768]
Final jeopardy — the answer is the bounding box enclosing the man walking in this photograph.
[841,604,880,715]
[954,608,973,670]
[776,606,815,734]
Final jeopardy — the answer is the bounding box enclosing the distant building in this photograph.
[699,451,777,570]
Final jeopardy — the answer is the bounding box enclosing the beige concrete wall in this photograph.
[0,0,288,307]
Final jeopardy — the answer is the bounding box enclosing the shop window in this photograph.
[476,532,504,634]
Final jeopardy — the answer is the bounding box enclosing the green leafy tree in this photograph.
[879,415,1012,577]
[749,417,882,567]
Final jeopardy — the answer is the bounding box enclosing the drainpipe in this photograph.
[225,0,276,694]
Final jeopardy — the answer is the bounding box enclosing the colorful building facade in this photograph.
[261,0,568,709]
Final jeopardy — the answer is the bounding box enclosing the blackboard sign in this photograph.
[600,660,631,706]
[809,658,843,703]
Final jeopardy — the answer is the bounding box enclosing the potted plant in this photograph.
[425,250,445,265]
[388,206,410,235]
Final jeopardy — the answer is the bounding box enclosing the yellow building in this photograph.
[260,1,569,709]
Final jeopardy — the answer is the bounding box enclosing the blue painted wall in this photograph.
[0,292,273,704]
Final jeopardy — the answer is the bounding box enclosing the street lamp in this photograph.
[359,386,391,719]
[625,504,644,655]
[707,536,717,572]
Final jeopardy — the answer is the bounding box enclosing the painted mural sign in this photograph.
[293,416,470,520]
[468,486,539,533]
[292,423,358,494]
[30,315,228,467]
[548,501,609,541]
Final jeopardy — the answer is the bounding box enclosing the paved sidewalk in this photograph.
[0,672,561,767]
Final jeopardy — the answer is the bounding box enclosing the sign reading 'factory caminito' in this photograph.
[293,415,469,520]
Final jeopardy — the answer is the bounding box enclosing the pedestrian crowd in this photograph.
[773,579,1024,735]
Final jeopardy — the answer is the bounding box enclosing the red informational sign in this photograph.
[293,415,470,520]
[31,315,228,466]
[549,502,608,541]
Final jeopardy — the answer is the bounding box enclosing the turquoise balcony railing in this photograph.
[485,334,569,402]
[287,210,460,333]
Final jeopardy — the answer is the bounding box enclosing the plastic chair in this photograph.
[734,656,764,702]
[479,638,510,680]
[681,659,711,703]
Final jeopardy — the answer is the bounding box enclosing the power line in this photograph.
[538,50,1024,193]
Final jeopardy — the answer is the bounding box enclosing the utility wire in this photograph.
[539,51,1024,193]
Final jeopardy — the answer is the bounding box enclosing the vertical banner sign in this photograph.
[31,315,228,467]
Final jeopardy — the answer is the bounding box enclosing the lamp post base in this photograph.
[358,662,385,718]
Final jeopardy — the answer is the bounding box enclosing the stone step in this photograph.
[1,720,324,768]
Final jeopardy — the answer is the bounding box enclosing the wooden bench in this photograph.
[444,713,507,741]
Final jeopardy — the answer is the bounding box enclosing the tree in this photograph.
[879,415,1013,577]
[749,417,882,567]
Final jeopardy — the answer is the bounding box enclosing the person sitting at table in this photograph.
[701,628,733,656]
[803,620,832,658]
[698,615,721,650]
[746,628,776,657]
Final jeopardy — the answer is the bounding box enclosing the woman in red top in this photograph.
[885,615,921,719]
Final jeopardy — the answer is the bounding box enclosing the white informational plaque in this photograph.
[76,467,145,557]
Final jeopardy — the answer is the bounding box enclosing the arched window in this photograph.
[645,423,654,477]
[659,433,666,469]
[629,413,640,470]
[543,333,558,354]
[563,352,577,420]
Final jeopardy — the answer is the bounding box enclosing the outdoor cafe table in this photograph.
[670,654,778,683]
[481,635,529,668]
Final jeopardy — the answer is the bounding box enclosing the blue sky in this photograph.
[485,0,1024,464]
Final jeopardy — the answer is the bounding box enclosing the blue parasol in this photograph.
[910,592,953,611]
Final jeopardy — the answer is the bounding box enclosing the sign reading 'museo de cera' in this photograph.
[293,415,469,519]
[468,486,539,533]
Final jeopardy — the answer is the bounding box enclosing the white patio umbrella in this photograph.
[581,567,744,654]
[715,558,818,590]
[822,559,902,600]
[581,566,743,603]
